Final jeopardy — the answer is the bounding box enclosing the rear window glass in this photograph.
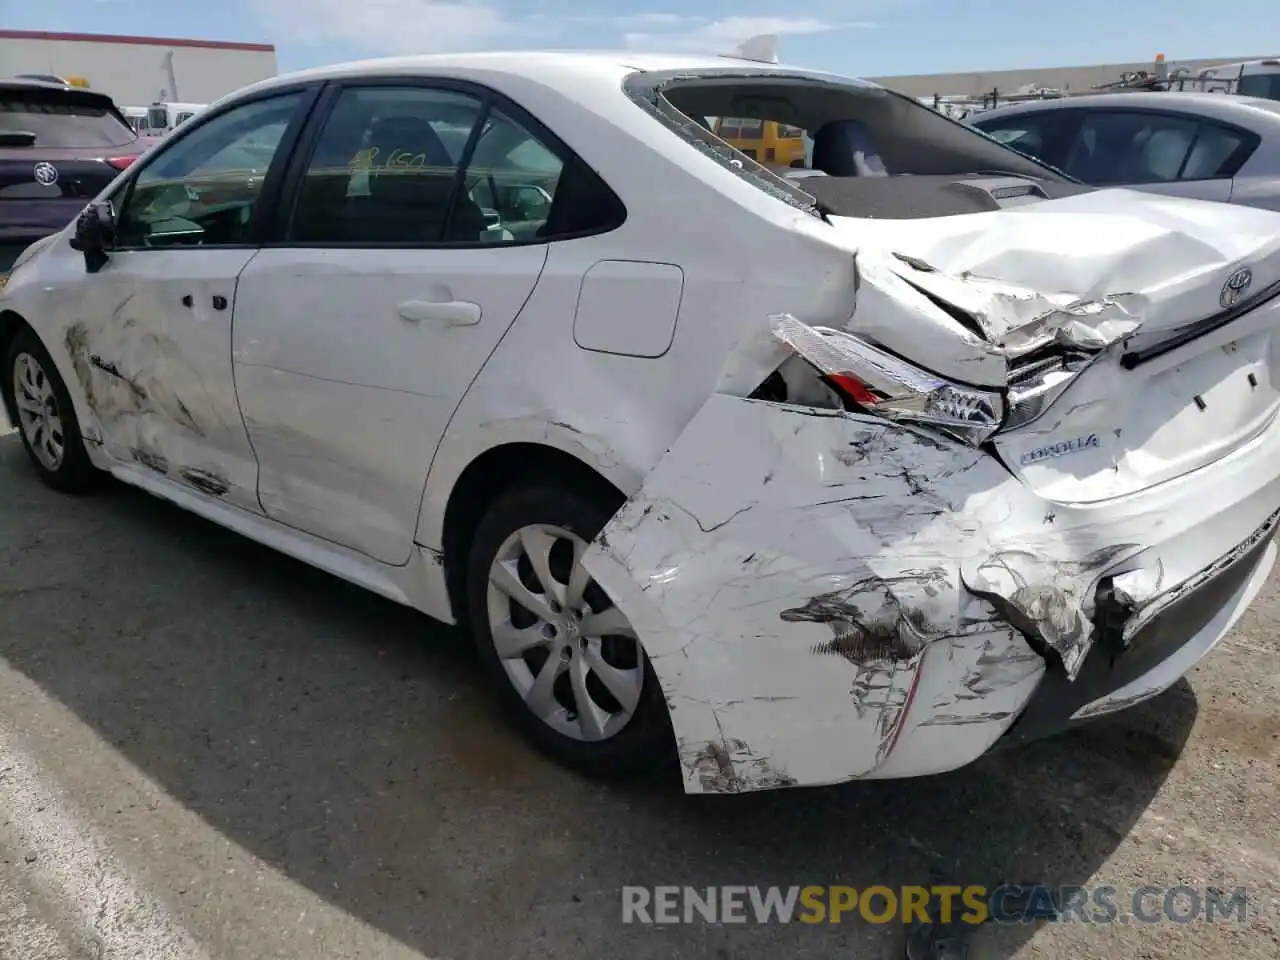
[625,68,1066,215]
[0,92,137,148]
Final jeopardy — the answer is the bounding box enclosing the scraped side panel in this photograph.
[581,395,1044,793]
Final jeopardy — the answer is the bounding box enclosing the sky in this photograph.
[2,0,1279,78]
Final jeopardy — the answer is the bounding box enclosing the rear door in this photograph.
[232,80,575,564]
[0,83,140,270]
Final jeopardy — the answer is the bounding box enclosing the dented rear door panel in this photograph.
[581,393,1280,793]
[58,248,263,511]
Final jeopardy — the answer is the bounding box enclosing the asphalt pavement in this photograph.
[1,414,1278,960]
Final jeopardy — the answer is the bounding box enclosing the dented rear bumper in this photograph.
[581,394,1280,794]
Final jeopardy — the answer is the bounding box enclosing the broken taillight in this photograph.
[105,156,137,171]
[770,314,1004,446]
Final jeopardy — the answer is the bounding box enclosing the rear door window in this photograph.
[0,89,136,148]
[1064,111,1254,184]
[288,86,486,244]
[286,84,623,246]
[1180,122,1252,178]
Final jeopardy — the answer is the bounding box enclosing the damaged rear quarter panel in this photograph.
[581,394,1070,793]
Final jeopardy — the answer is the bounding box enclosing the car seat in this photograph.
[811,120,888,177]
[359,115,488,242]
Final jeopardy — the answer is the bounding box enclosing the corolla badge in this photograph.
[1019,433,1100,466]
[1220,267,1253,309]
[33,162,58,186]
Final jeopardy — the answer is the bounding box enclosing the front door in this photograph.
[63,90,309,512]
[232,82,572,564]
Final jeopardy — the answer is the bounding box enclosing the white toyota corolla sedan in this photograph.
[3,50,1280,795]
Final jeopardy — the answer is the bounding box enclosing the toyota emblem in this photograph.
[33,162,58,187]
[1221,267,1253,309]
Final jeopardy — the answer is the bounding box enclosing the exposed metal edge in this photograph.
[1121,505,1280,642]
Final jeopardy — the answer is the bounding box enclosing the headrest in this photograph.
[367,115,452,168]
[811,120,888,177]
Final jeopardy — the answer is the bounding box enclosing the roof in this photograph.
[0,76,113,100]
[0,29,274,53]
[282,50,781,81]
[230,49,870,106]
[973,90,1280,124]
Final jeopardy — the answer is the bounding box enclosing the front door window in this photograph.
[115,93,303,248]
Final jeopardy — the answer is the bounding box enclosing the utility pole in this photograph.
[163,49,179,102]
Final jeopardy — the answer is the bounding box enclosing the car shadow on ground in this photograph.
[0,436,1199,960]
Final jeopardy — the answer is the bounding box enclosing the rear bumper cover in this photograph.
[581,394,1280,794]
[994,515,1276,750]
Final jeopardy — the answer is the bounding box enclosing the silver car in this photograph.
[970,91,1280,210]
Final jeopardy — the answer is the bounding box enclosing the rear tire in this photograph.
[4,327,98,493]
[466,482,673,779]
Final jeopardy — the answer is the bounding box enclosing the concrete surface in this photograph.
[1,416,1278,960]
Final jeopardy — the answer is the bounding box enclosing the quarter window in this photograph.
[462,106,565,242]
[115,93,303,248]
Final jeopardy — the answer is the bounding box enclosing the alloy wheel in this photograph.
[12,352,65,472]
[485,523,645,742]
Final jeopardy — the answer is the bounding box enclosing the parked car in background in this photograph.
[970,91,1280,210]
[1,79,144,275]
[4,52,1280,796]
[13,74,92,89]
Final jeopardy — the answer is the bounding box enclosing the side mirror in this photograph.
[69,200,115,274]
[507,184,553,216]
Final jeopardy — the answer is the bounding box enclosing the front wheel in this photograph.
[466,483,673,779]
[4,327,98,493]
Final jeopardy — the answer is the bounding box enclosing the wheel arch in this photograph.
[0,309,34,424]
[436,439,631,627]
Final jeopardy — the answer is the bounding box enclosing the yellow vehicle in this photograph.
[712,117,806,167]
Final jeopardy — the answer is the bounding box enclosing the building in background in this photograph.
[0,29,277,107]
[869,55,1278,100]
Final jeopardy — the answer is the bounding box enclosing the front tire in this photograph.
[4,327,97,493]
[466,483,673,779]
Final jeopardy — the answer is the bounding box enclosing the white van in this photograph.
[120,106,149,133]
[130,102,206,137]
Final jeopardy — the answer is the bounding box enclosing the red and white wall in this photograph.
[0,29,278,108]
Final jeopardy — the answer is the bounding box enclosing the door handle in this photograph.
[397,298,482,326]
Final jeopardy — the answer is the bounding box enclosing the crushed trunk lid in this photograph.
[810,188,1280,501]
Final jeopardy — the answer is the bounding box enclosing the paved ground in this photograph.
[1,415,1279,960]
